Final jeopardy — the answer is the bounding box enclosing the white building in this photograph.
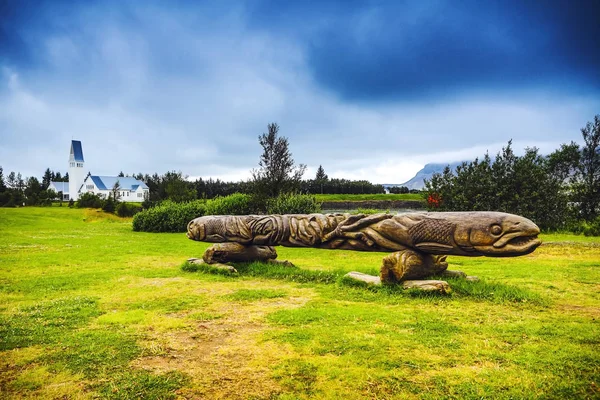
[68,140,86,201]
[48,181,70,201]
[81,175,149,202]
[49,140,149,202]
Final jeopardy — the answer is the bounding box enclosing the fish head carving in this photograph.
[452,212,541,256]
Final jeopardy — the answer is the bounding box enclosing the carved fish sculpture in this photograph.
[187,212,541,258]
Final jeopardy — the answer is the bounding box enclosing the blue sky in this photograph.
[1,0,599,183]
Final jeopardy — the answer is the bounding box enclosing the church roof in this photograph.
[71,140,84,162]
[90,176,148,191]
[49,182,69,193]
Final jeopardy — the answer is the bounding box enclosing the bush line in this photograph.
[132,193,321,233]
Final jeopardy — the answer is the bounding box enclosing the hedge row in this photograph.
[132,193,321,233]
[132,200,207,233]
[266,193,321,214]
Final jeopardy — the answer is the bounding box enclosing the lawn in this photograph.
[314,193,424,202]
[0,207,599,399]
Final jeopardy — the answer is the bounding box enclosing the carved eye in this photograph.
[490,224,502,235]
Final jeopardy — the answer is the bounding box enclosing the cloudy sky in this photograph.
[1,0,599,184]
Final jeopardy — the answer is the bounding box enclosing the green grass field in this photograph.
[314,193,424,202]
[0,207,599,399]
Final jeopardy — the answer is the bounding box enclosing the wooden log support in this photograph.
[402,280,451,294]
[344,271,382,286]
[202,242,278,264]
[380,250,448,283]
[187,258,238,273]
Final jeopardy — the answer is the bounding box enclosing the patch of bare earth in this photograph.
[556,304,600,317]
[131,288,316,399]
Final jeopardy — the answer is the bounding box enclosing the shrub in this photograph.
[76,193,104,209]
[132,200,206,232]
[102,197,116,213]
[266,193,321,214]
[116,202,142,218]
[132,193,321,233]
[141,198,154,210]
[583,216,600,237]
[204,193,252,216]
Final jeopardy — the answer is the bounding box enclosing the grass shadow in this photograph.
[435,275,548,305]
[182,261,547,305]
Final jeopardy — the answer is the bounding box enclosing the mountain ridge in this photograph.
[385,161,465,190]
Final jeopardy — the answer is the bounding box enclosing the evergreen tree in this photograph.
[6,172,17,189]
[24,177,42,205]
[315,165,328,182]
[574,115,600,221]
[0,167,7,206]
[0,166,6,192]
[16,173,24,193]
[252,123,306,198]
[315,165,328,194]
[103,196,116,213]
[42,168,52,189]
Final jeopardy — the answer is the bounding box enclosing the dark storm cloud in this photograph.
[4,0,599,100]
[0,0,598,184]
[247,0,600,101]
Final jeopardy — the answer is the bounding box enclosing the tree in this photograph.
[118,171,125,177]
[547,142,581,183]
[24,177,42,205]
[252,123,306,198]
[16,173,24,194]
[111,180,122,202]
[0,167,7,206]
[389,186,409,194]
[39,189,56,206]
[574,114,600,221]
[423,141,571,230]
[4,172,25,206]
[315,165,328,182]
[166,178,197,202]
[315,165,328,194]
[103,196,116,213]
[6,172,17,189]
[42,168,53,189]
[0,167,6,192]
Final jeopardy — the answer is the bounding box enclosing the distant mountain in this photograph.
[397,162,464,190]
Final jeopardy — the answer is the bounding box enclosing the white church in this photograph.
[48,140,149,202]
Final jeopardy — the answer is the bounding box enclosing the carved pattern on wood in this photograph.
[187,212,541,284]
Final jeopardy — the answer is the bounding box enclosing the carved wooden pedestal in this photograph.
[203,243,277,264]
